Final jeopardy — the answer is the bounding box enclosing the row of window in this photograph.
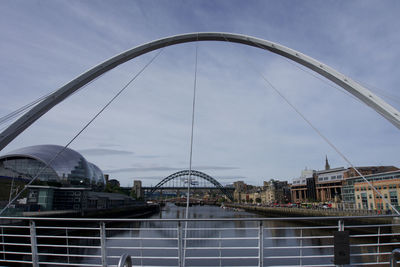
[356,191,398,205]
[356,184,399,191]
[318,174,343,181]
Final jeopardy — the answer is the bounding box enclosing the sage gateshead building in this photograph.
[0,144,115,212]
[0,144,105,190]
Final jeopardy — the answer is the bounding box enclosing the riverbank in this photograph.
[224,203,394,225]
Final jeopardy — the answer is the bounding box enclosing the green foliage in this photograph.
[105,182,129,195]
[217,197,225,203]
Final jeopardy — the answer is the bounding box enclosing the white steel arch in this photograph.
[1,32,399,151]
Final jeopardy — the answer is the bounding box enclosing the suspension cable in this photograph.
[0,49,163,215]
[354,79,400,106]
[0,72,105,130]
[258,68,400,215]
[220,33,400,215]
[282,56,400,110]
[183,38,199,267]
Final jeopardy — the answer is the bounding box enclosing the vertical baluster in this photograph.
[100,221,107,267]
[66,228,70,264]
[300,229,303,267]
[259,220,264,267]
[1,226,4,260]
[377,226,381,263]
[30,220,38,267]
[219,230,222,267]
[178,221,183,267]
[140,233,143,266]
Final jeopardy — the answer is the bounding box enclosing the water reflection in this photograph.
[96,203,384,266]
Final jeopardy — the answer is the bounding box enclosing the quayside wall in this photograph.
[224,203,394,225]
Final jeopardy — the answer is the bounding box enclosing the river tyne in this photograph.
[83,203,383,266]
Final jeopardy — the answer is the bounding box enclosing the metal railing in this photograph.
[0,215,399,266]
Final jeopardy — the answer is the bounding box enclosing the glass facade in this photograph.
[342,171,400,204]
[1,157,58,182]
[0,145,105,190]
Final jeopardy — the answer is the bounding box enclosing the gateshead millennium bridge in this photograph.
[1,32,400,152]
[1,33,400,267]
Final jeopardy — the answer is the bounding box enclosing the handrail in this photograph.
[117,254,132,267]
[0,216,399,266]
[390,249,400,267]
[0,214,398,222]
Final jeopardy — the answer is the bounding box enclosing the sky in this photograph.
[1,1,400,187]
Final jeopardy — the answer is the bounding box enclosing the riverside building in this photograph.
[0,144,138,213]
[343,169,400,210]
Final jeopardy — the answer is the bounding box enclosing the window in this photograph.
[390,191,398,206]
[369,195,372,199]
[361,193,368,209]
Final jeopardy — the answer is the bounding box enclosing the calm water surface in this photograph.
[99,203,378,266]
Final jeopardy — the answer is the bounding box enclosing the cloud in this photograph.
[2,1,400,188]
[195,166,239,171]
[104,165,239,174]
[214,175,246,180]
[78,148,134,156]
[103,166,179,174]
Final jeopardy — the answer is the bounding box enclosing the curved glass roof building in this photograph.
[0,144,105,190]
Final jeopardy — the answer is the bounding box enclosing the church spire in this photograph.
[325,155,330,170]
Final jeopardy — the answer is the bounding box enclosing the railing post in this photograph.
[66,228,70,264]
[100,221,107,267]
[219,230,222,267]
[377,226,381,263]
[140,233,143,266]
[178,221,183,267]
[30,220,38,267]
[1,226,4,260]
[299,229,303,267]
[259,220,264,267]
